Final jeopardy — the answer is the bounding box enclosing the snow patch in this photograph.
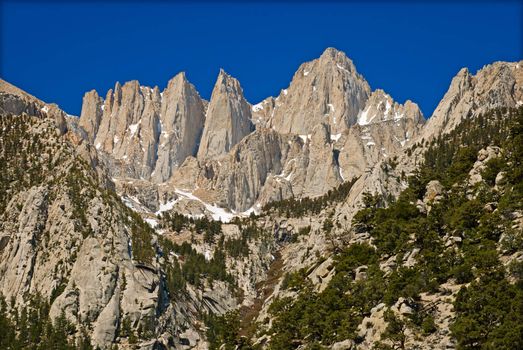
[339,167,346,181]
[145,218,158,228]
[174,189,235,222]
[241,206,259,216]
[393,111,404,121]
[385,100,391,116]
[336,63,349,73]
[330,133,342,142]
[303,70,310,76]
[204,250,212,261]
[113,136,120,144]
[252,102,264,112]
[298,134,311,143]
[41,105,49,113]
[357,107,375,126]
[129,121,140,137]
[366,141,376,146]
[95,142,101,150]
[155,198,181,215]
[283,89,288,96]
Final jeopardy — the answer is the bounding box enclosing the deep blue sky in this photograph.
[1,1,522,117]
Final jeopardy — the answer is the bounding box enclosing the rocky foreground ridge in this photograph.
[0,49,522,350]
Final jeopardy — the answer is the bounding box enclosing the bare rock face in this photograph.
[207,129,288,211]
[79,90,103,142]
[153,72,206,182]
[294,123,343,198]
[88,80,162,179]
[197,69,254,160]
[0,186,49,305]
[256,47,371,135]
[171,128,291,212]
[79,73,206,182]
[338,90,425,180]
[0,78,68,135]
[0,114,189,349]
[355,89,424,127]
[421,61,523,141]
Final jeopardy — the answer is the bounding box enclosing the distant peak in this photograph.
[215,69,242,91]
[321,47,342,57]
[320,47,350,61]
[218,68,234,80]
[318,47,356,73]
[166,71,188,88]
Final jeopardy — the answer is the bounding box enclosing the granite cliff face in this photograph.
[421,60,523,141]
[196,69,253,160]
[253,47,371,135]
[79,72,205,182]
[76,48,424,213]
[153,73,206,182]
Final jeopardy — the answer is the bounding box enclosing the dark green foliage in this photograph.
[205,311,252,350]
[281,268,308,291]
[266,244,383,348]
[262,107,523,349]
[223,222,263,258]
[0,295,16,349]
[451,271,523,349]
[0,115,54,214]
[165,260,186,298]
[0,293,81,350]
[160,212,223,243]
[380,309,407,349]
[481,156,505,186]
[159,237,234,288]
[126,210,156,265]
[262,177,358,217]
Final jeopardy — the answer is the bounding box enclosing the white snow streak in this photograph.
[252,102,264,112]
[330,133,342,142]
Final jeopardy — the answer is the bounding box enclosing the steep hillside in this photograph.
[207,107,523,350]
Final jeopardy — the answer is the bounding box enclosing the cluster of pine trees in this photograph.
[0,294,92,349]
[262,177,358,217]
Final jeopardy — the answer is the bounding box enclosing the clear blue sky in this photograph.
[1,1,521,117]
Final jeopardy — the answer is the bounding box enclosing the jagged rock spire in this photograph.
[196,69,253,160]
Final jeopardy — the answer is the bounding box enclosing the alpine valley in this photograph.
[1,48,522,350]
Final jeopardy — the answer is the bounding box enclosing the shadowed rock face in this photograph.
[196,69,253,160]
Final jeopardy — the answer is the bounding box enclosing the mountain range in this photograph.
[0,48,522,350]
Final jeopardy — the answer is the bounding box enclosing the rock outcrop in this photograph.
[153,72,206,182]
[0,78,68,134]
[79,89,103,142]
[421,61,523,140]
[79,73,206,182]
[253,47,371,135]
[196,69,253,160]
